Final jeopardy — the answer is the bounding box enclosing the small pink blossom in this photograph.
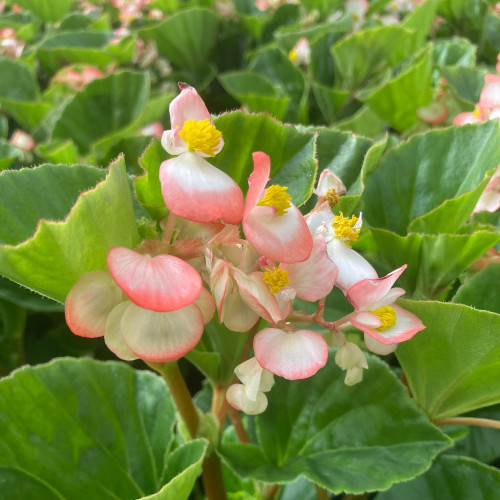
[479,74,500,110]
[473,167,500,213]
[10,130,34,151]
[141,122,163,138]
[289,38,310,66]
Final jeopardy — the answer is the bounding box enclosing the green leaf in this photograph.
[441,66,488,104]
[50,71,149,155]
[0,298,25,374]
[311,83,350,124]
[139,8,219,72]
[396,300,500,420]
[402,0,440,46]
[0,157,140,302]
[0,357,205,499]
[362,121,500,235]
[452,262,500,314]
[36,140,79,164]
[0,57,39,101]
[0,139,20,170]
[0,276,62,312]
[365,228,500,299]
[220,356,451,494]
[11,0,72,21]
[334,105,388,138]
[432,37,477,68]
[212,111,318,206]
[331,25,419,90]
[218,71,290,121]
[362,47,433,131]
[376,455,500,500]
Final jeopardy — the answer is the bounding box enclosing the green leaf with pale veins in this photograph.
[376,455,500,500]
[362,120,500,235]
[0,358,206,500]
[220,356,451,494]
[11,0,72,22]
[396,299,500,420]
[0,157,140,303]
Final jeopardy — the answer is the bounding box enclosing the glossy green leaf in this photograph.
[12,0,72,22]
[0,139,20,170]
[50,71,149,154]
[0,357,205,499]
[0,298,25,375]
[311,83,350,124]
[212,111,317,206]
[331,25,418,90]
[0,57,38,101]
[432,37,477,68]
[0,276,62,312]
[452,262,500,314]
[220,356,451,494]
[441,66,488,104]
[362,47,433,131]
[139,8,219,72]
[36,140,79,164]
[377,455,500,500]
[397,300,500,420]
[0,157,140,302]
[402,0,440,46]
[218,71,290,121]
[365,228,500,299]
[362,121,500,235]
[335,105,388,138]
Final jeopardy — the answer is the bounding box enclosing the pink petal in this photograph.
[121,302,204,362]
[281,235,338,301]
[453,112,482,125]
[479,75,500,109]
[233,270,282,324]
[352,311,382,329]
[107,247,202,312]
[226,384,268,415]
[220,283,260,332]
[169,83,211,130]
[254,328,328,380]
[159,152,244,224]
[194,287,215,324]
[351,304,425,344]
[326,238,377,292]
[65,270,124,338]
[104,302,138,361]
[346,265,407,311]
[363,333,398,355]
[244,204,313,263]
[243,151,271,220]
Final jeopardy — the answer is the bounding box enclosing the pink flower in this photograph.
[10,129,34,151]
[159,84,244,225]
[479,74,500,110]
[473,167,500,213]
[346,0,368,29]
[346,265,425,351]
[453,110,483,125]
[243,152,313,263]
[289,38,310,66]
[254,326,328,380]
[417,101,449,125]
[141,121,163,138]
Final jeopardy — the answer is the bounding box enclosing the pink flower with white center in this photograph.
[346,265,425,352]
[10,129,34,151]
[313,169,346,205]
[346,0,368,29]
[210,258,282,332]
[243,152,313,264]
[289,38,311,67]
[141,121,163,138]
[453,109,483,125]
[226,357,275,415]
[306,204,377,292]
[0,27,24,58]
[254,326,328,380]
[473,166,500,213]
[479,74,500,110]
[159,83,244,225]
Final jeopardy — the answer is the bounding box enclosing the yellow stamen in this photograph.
[332,212,360,247]
[257,185,292,217]
[262,267,291,294]
[371,306,397,331]
[324,188,339,209]
[178,118,222,157]
[289,49,297,62]
[473,108,480,117]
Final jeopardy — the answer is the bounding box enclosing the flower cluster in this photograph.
[65,83,425,415]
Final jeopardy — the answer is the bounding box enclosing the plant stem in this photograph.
[162,212,177,246]
[202,453,228,500]
[435,417,500,430]
[228,405,251,443]
[315,484,329,500]
[147,361,199,437]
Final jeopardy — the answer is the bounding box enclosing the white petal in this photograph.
[364,333,398,355]
[226,384,268,415]
[104,302,138,361]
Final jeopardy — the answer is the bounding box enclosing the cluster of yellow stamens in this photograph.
[262,267,291,294]
[257,185,292,216]
[178,118,222,157]
[288,49,297,62]
[324,188,339,209]
[371,306,397,331]
[332,212,360,247]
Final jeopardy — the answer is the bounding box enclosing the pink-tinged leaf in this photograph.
[233,269,282,324]
[226,384,268,415]
[346,265,407,310]
[195,287,215,324]
[159,152,244,224]
[107,247,202,312]
[104,302,138,361]
[351,304,425,344]
[169,83,212,129]
[326,238,377,292]
[121,302,204,362]
[363,333,398,355]
[65,270,124,338]
[254,328,328,380]
[281,235,338,301]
